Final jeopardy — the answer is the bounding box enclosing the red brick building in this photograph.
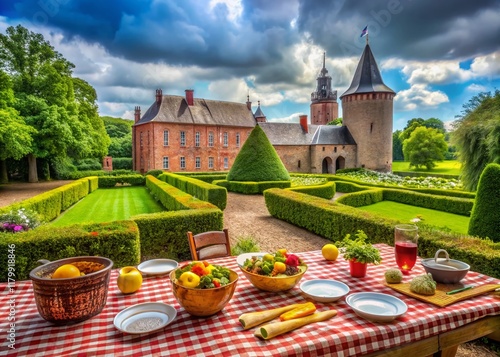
[132,43,394,174]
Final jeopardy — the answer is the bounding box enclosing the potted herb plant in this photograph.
[336,230,382,278]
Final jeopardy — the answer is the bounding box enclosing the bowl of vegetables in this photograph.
[238,250,307,292]
[169,261,238,317]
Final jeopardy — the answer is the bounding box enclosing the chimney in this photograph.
[155,89,162,105]
[185,89,194,106]
[246,94,252,111]
[134,106,141,123]
[299,115,308,133]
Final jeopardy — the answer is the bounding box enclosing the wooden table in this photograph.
[2,244,499,356]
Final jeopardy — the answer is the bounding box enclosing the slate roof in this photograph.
[135,95,256,127]
[340,44,395,98]
[259,123,356,146]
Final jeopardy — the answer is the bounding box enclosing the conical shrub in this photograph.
[468,163,500,242]
[227,125,290,182]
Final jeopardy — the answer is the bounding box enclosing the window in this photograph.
[223,132,228,147]
[163,156,169,169]
[208,157,214,169]
[298,160,301,168]
[180,156,186,169]
[195,157,201,169]
[236,133,240,148]
[208,132,214,147]
[180,131,186,146]
[140,132,143,147]
[163,130,169,146]
[195,132,200,147]
[223,157,229,169]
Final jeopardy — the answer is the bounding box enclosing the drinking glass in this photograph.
[394,224,418,275]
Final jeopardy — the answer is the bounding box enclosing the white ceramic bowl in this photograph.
[300,279,350,302]
[345,292,407,322]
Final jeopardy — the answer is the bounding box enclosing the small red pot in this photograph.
[349,259,367,278]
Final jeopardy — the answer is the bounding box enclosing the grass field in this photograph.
[357,201,469,234]
[392,160,462,176]
[50,186,164,227]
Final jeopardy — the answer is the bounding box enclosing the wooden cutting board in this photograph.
[383,281,500,307]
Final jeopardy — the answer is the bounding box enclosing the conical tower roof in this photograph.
[227,125,290,182]
[340,44,394,98]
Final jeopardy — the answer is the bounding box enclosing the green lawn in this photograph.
[50,186,164,227]
[357,201,469,234]
[392,160,462,176]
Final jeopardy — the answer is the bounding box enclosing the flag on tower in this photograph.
[360,26,368,38]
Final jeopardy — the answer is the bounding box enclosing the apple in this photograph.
[117,266,143,294]
[178,271,201,288]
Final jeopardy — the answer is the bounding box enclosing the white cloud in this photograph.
[470,51,500,77]
[395,84,449,111]
[268,112,303,123]
[466,83,488,92]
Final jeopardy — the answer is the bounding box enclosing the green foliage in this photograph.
[215,180,291,194]
[227,125,290,182]
[59,169,134,180]
[112,158,133,170]
[158,172,227,210]
[468,163,500,242]
[0,220,140,281]
[403,127,447,169]
[452,90,500,190]
[74,158,102,171]
[97,174,145,188]
[337,189,383,207]
[326,118,342,126]
[145,169,164,178]
[231,236,261,255]
[392,130,404,161]
[335,230,382,264]
[287,181,336,199]
[133,208,223,261]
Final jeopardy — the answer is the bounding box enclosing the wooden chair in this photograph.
[187,228,231,261]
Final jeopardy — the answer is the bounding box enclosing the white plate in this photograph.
[137,259,178,276]
[114,302,177,334]
[345,292,407,322]
[236,252,268,267]
[300,279,350,302]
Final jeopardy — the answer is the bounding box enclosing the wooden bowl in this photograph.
[29,256,113,325]
[169,269,238,317]
[238,265,307,292]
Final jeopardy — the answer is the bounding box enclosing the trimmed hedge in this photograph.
[88,176,99,192]
[133,208,223,261]
[336,189,384,207]
[215,180,291,194]
[98,174,145,188]
[112,157,133,170]
[0,220,140,281]
[287,181,336,199]
[264,188,500,278]
[178,172,228,183]
[158,172,227,210]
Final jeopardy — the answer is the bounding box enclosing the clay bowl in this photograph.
[29,256,113,325]
[238,265,307,292]
[421,249,469,284]
[169,268,238,317]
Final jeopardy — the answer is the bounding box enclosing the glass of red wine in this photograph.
[394,224,419,275]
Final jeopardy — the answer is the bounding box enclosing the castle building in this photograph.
[132,43,394,174]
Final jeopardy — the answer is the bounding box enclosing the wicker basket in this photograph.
[29,256,113,325]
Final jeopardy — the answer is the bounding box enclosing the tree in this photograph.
[102,116,133,158]
[452,90,500,190]
[0,25,109,182]
[392,130,404,161]
[403,127,447,169]
[468,163,500,242]
[0,71,35,183]
[327,118,342,126]
[227,125,290,182]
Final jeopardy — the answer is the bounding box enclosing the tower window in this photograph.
[370,123,373,133]
[298,160,301,168]
[334,147,337,153]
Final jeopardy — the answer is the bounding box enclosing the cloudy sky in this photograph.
[1,0,499,131]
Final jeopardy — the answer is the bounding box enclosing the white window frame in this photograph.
[195,131,200,147]
[223,157,229,169]
[208,157,214,169]
[195,157,201,169]
[180,131,186,146]
[236,133,240,148]
[208,132,214,147]
[223,132,228,147]
[163,130,169,146]
[163,156,169,169]
[180,156,186,169]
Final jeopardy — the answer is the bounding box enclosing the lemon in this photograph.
[52,264,81,279]
[322,244,339,261]
[263,254,274,262]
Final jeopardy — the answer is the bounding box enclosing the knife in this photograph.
[446,286,474,295]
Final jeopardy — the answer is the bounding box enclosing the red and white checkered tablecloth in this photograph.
[1,244,500,357]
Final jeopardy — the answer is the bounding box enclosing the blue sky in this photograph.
[1,0,499,131]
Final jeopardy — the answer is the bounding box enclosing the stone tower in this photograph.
[310,52,338,125]
[340,43,395,172]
